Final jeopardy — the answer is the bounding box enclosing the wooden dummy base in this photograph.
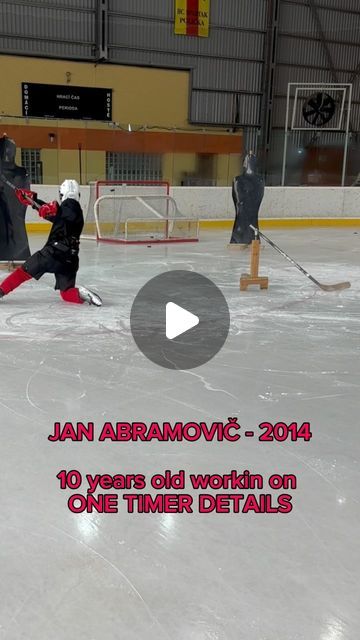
[240,239,269,291]
[240,275,269,291]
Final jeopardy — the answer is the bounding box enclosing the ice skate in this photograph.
[78,286,102,306]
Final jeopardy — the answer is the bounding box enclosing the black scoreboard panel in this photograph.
[22,83,112,121]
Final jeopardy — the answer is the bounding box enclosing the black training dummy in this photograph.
[0,134,31,261]
[230,152,264,245]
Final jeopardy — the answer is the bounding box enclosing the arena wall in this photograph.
[0,54,242,187]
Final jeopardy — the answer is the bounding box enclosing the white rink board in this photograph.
[25,185,360,225]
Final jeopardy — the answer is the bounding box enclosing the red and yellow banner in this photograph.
[174,0,210,37]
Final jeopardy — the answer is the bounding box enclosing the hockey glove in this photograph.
[38,201,59,219]
[15,188,38,207]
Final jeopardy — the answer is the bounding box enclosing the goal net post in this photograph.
[82,181,199,244]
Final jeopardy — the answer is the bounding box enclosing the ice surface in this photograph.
[0,228,359,639]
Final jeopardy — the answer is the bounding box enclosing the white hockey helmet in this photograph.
[59,179,80,202]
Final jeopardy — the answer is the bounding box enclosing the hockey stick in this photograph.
[249,225,351,292]
[0,173,40,210]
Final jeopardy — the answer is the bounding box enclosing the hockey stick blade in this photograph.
[249,225,351,292]
[317,281,351,292]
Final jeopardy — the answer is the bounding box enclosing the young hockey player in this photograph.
[0,179,102,306]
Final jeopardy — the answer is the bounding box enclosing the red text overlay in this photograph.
[56,469,298,515]
[49,419,312,443]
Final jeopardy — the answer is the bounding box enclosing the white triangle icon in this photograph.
[166,302,199,340]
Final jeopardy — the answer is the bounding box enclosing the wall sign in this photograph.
[174,0,210,37]
[22,83,112,121]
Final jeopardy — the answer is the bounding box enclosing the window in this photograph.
[106,152,162,181]
[21,148,42,183]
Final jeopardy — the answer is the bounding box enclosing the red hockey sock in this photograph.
[60,288,84,304]
[0,267,32,295]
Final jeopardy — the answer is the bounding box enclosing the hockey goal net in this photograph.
[82,180,199,244]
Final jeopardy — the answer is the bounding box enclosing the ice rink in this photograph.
[0,228,359,640]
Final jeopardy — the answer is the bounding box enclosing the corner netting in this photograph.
[82,180,199,244]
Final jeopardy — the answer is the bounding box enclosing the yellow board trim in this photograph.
[26,223,51,233]
[199,218,360,230]
[26,218,360,235]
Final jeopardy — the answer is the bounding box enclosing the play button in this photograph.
[130,270,230,370]
[166,303,199,340]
